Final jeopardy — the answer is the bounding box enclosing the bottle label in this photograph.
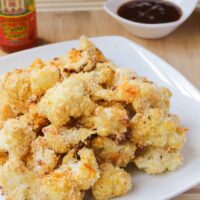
[0,0,37,46]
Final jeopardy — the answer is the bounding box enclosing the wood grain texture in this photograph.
[0,10,200,199]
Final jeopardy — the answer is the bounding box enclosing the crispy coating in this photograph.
[113,67,137,86]
[63,36,107,73]
[62,147,100,190]
[94,62,115,86]
[19,107,49,134]
[29,58,45,70]
[0,158,34,200]
[0,85,16,127]
[131,108,187,150]
[0,118,36,159]
[37,168,84,200]
[0,36,187,200]
[43,125,96,153]
[92,163,132,200]
[92,105,129,137]
[0,62,60,122]
[38,76,96,126]
[91,137,136,167]
[1,69,32,114]
[30,65,60,97]
[0,152,8,165]
[93,78,171,112]
[27,137,59,177]
[134,147,182,174]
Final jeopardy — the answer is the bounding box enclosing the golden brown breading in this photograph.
[36,168,84,200]
[38,76,96,126]
[19,110,49,135]
[0,36,187,200]
[63,36,107,73]
[94,79,171,112]
[134,147,183,174]
[131,108,187,150]
[92,163,132,200]
[0,85,16,127]
[43,125,96,153]
[1,69,32,114]
[92,105,129,137]
[0,118,36,159]
[94,62,115,86]
[19,107,49,134]
[0,158,34,200]
[30,65,60,97]
[91,137,136,167]
[29,58,45,70]
[26,137,59,177]
[113,67,137,86]
[0,152,8,165]
[62,147,100,190]
[0,63,60,122]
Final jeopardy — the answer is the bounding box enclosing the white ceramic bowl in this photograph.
[104,0,198,39]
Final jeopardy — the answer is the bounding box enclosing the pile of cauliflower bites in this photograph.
[0,37,187,200]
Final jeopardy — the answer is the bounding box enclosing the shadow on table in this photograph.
[37,38,51,47]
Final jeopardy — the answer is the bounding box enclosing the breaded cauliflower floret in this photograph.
[93,62,115,86]
[130,80,171,112]
[0,158,34,200]
[91,137,136,167]
[38,76,96,126]
[27,137,59,176]
[1,69,32,114]
[30,65,60,97]
[93,78,171,112]
[38,168,84,200]
[134,147,182,174]
[92,163,132,200]
[43,125,96,153]
[19,107,49,134]
[131,108,187,149]
[93,105,129,137]
[63,36,107,73]
[113,67,137,86]
[62,147,100,190]
[0,118,36,159]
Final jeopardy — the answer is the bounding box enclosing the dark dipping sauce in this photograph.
[117,0,182,24]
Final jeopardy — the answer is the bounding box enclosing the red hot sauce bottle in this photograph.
[0,0,37,53]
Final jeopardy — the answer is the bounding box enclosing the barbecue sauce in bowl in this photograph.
[117,0,182,24]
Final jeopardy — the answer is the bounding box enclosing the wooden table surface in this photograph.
[1,10,200,200]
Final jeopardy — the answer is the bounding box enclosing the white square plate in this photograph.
[0,36,200,200]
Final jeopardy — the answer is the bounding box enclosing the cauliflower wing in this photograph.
[0,158,34,200]
[38,76,96,126]
[134,147,183,174]
[91,137,136,167]
[131,108,187,149]
[1,69,32,114]
[30,65,60,97]
[92,105,129,137]
[38,168,84,200]
[63,36,107,73]
[43,125,96,153]
[92,163,132,200]
[93,77,171,113]
[62,147,100,190]
[27,137,59,177]
[0,118,36,159]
